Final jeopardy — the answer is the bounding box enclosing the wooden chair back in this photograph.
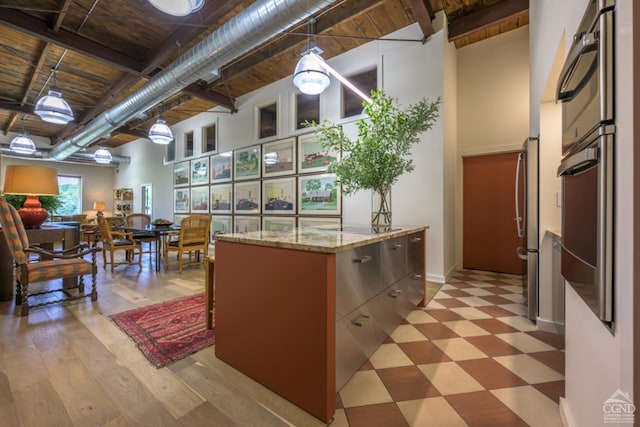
[125,213,151,228]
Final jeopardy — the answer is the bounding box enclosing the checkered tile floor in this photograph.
[331,270,565,427]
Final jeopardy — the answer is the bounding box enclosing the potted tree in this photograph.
[311,89,440,229]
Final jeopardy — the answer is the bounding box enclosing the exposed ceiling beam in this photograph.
[408,0,436,41]
[183,83,236,112]
[0,102,35,115]
[52,0,73,31]
[0,9,143,73]
[448,0,529,42]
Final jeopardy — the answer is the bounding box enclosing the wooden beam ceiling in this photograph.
[448,0,529,43]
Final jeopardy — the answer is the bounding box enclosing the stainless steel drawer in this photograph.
[407,232,425,273]
[381,235,408,286]
[336,302,387,389]
[336,243,382,319]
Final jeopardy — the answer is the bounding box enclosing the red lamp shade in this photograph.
[3,165,59,229]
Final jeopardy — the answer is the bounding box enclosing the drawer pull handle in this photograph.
[351,314,371,327]
[410,237,423,243]
[388,289,403,298]
[391,244,403,250]
[411,273,424,280]
[354,255,372,264]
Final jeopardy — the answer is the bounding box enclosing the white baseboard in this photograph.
[559,397,574,427]
[536,318,565,335]
[426,273,446,284]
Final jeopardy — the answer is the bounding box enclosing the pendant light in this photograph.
[10,118,37,154]
[148,117,173,144]
[292,46,331,96]
[34,70,74,125]
[148,0,204,16]
[94,146,112,164]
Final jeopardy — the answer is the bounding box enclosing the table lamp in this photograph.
[3,165,59,228]
[93,201,106,217]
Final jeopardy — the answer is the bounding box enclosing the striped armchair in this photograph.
[0,196,101,316]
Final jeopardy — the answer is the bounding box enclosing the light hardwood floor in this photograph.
[0,251,327,427]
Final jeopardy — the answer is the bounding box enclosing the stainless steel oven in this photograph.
[556,0,614,326]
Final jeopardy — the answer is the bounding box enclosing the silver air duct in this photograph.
[48,0,336,161]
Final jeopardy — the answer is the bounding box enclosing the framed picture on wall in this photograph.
[210,183,232,214]
[262,216,296,232]
[262,137,296,177]
[262,177,296,215]
[297,133,340,174]
[234,180,261,214]
[298,173,341,215]
[174,161,190,187]
[191,158,209,185]
[173,214,188,225]
[174,189,189,213]
[234,216,260,233]
[191,186,209,213]
[234,145,261,180]
[211,215,232,241]
[211,151,233,183]
[298,216,341,229]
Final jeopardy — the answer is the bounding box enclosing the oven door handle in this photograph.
[557,147,599,176]
[556,31,598,103]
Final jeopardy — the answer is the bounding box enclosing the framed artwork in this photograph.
[191,158,209,185]
[211,215,232,241]
[211,151,233,183]
[298,132,339,174]
[173,161,190,187]
[234,145,261,180]
[262,177,296,215]
[298,216,341,229]
[262,216,296,232]
[173,214,188,225]
[210,183,232,214]
[190,186,209,213]
[234,180,261,214]
[234,216,260,233]
[174,189,189,213]
[262,137,296,177]
[298,173,341,215]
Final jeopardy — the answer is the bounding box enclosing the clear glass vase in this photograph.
[371,185,392,231]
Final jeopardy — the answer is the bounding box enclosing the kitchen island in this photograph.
[214,225,427,422]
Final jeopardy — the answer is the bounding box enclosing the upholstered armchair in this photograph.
[97,216,142,272]
[164,214,211,272]
[0,196,100,316]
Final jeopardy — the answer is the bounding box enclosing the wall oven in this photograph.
[556,0,614,326]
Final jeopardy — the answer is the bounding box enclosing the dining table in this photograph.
[123,224,180,272]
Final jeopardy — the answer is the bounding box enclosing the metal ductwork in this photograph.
[47,0,337,161]
[1,147,130,165]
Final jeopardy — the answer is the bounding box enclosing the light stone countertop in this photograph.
[214,224,429,253]
[546,228,562,240]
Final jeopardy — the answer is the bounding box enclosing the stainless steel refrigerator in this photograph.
[515,136,539,321]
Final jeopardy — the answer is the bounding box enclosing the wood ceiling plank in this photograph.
[408,0,436,40]
[448,0,528,42]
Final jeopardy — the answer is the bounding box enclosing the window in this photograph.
[202,123,217,153]
[55,175,82,215]
[295,93,320,130]
[342,68,377,118]
[259,102,277,139]
[166,139,176,162]
[184,131,194,157]
[141,184,152,216]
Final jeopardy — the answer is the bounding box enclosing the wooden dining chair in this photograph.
[124,213,157,259]
[164,214,211,273]
[0,196,101,316]
[97,216,142,272]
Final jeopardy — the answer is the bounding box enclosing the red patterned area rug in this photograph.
[110,293,215,368]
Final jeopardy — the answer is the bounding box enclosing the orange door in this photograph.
[463,152,525,274]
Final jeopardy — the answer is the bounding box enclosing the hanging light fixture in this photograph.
[9,118,36,154]
[148,117,173,144]
[94,146,113,164]
[34,70,74,125]
[148,0,204,16]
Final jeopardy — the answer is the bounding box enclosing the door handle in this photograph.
[556,31,598,102]
[516,246,528,260]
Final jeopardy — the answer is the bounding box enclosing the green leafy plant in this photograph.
[3,194,62,213]
[309,89,441,225]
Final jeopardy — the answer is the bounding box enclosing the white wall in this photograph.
[0,155,115,218]
[454,25,530,269]
[531,1,636,426]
